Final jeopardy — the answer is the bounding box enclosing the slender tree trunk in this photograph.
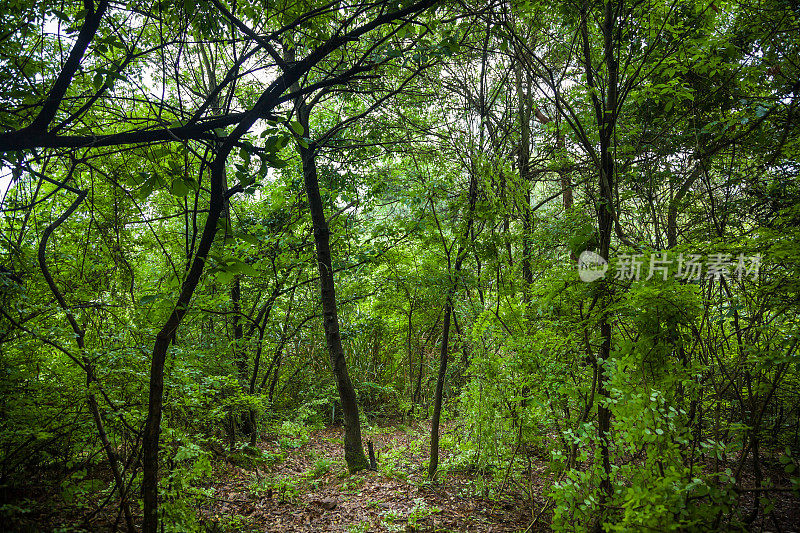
[296,99,369,472]
[557,133,573,212]
[428,304,452,479]
[140,95,257,526]
[428,31,489,479]
[246,285,284,443]
[590,1,619,526]
[414,345,424,405]
[595,137,615,512]
[414,313,439,405]
[232,274,243,371]
[141,159,226,532]
[267,346,284,403]
[262,288,298,401]
[144,53,229,525]
[515,62,533,285]
[428,171,479,480]
[37,187,135,532]
[407,306,415,415]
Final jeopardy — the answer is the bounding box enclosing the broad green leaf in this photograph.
[289,120,305,135]
[139,294,163,305]
[169,178,190,197]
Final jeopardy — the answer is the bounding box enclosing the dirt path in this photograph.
[200,421,547,532]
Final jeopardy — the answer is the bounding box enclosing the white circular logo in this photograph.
[578,250,608,282]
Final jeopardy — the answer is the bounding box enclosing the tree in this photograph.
[2,0,800,530]
[1,0,438,528]
[295,97,371,472]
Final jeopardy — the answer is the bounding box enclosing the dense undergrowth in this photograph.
[2,0,800,530]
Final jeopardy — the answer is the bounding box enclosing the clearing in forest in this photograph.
[200,421,548,532]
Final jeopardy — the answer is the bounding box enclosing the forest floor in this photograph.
[199,420,548,532]
[7,419,800,532]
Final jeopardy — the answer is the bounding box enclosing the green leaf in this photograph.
[289,120,305,135]
[237,233,260,245]
[139,294,163,305]
[137,182,155,201]
[265,155,288,168]
[151,145,172,158]
[227,260,258,276]
[169,178,190,197]
[126,171,149,187]
[217,270,235,284]
[51,9,70,22]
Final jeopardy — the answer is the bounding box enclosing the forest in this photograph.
[0,0,799,530]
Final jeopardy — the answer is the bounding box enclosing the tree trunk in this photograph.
[142,134,233,532]
[297,104,369,472]
[37,188,135,532]
[515,62,533,285]
[428,169,479,480]
[428,304,452,479]
[558,132,573,212]
[590,1,619,526]
[407,306,415,415]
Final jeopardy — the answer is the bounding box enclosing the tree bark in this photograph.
[407,304,415,415]
[589,0,619,526]
[141,151,227,532]
[515,61,533,285]
[37,185,135,533]
[428,304,452,479]
[428,170,479,480]
[296,102,369,472]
